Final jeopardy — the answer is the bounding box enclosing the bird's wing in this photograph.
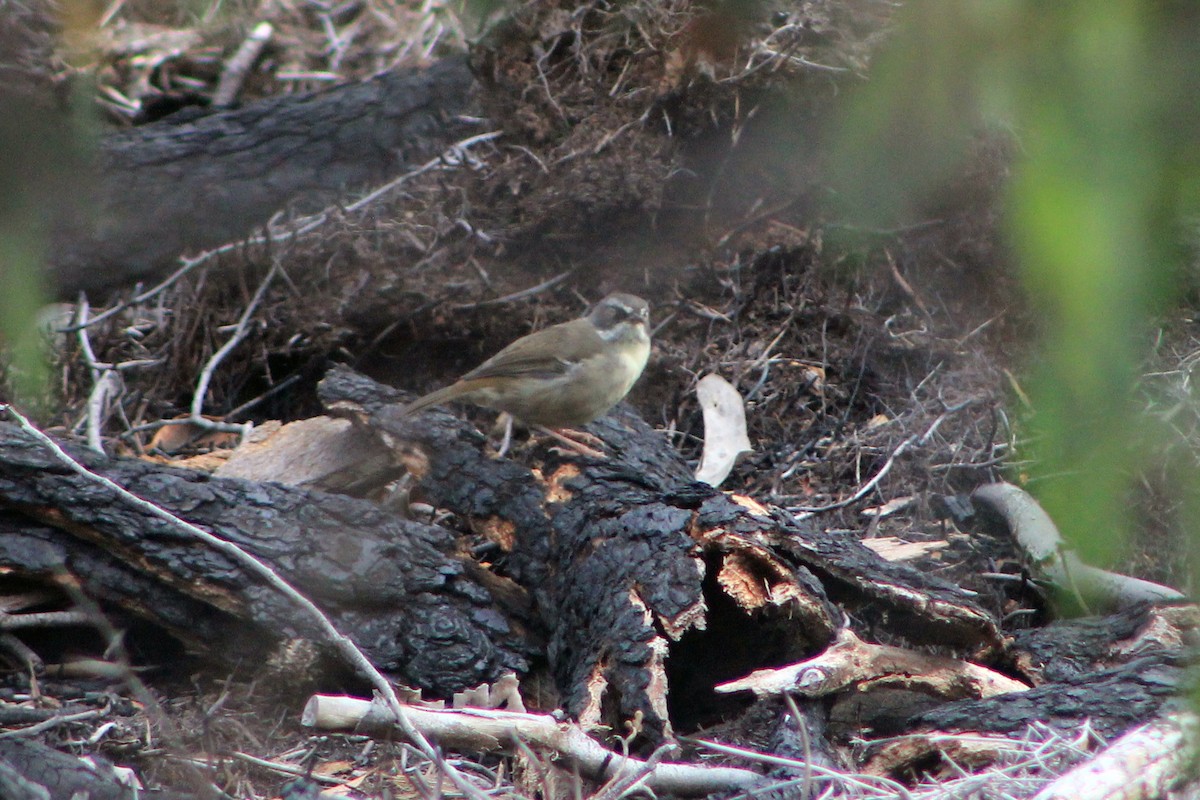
[462,319,604,382]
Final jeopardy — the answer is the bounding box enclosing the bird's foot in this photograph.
[535,426,607,459]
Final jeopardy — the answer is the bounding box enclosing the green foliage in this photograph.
[831,2,1200,581]
[0,8,101,408]
[0,93,59,406]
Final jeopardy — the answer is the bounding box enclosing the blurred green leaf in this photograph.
[0,3,100,407]
[831,1,1200,591]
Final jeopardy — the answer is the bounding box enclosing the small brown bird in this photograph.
[400,292,651,452]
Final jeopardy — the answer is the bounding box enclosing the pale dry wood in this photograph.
[213,415,397,491]
[213,21,274,107]
[1032,711,1197,800]
[861,536,947,562]
[302,694,767,797]
[863,730,1066,779]
[972,482,1185,609]
[716,628,1028,698]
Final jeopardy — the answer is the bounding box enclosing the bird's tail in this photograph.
[399,383,463,417]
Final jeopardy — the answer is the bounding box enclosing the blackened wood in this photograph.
[1007,603,1198,684]
[0,421,531,694]
[323,368,707,734]
[49,58,476,297]
[0,512,265,661]
[1009,605,1151,684]
[319,366,999,737]
[0,737,137,800]
[913,653,1183,741]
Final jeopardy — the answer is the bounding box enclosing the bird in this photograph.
[399,292,651,455]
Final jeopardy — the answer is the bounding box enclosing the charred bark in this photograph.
[913,652,1183,742]
[0,737,154,800]
[50,57,476,297]
[0,420,531,694]
[1007,603,1198,684]
[319,366,999,738]
[0,512,262,663]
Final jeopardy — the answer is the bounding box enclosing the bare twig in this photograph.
[0,610,91,629]
[75,300,117,453]
[591,742,677,800]
[790,398,978,515]
[213,21,274,107]
[452,271,573,309]
[186,262,280,434]
[686,737,914,799]
[0,407,495,800]
[0,708,105,739]
[782,693,815,800]
[229,751,342,784]
[224,373,304,422]
[304,695,767,796]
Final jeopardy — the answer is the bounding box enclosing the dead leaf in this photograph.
[695,374,753,487]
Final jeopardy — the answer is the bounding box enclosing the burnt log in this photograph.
[50,57,476,297]
[913,652,1184,742]
[319,365,1000,738]
[1008,603,1199,684]
[0,511,262,663]
[0,420,531,694]
[0,737,144,800]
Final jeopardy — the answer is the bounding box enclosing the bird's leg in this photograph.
[534,425,607,459]
[494,413,515,458]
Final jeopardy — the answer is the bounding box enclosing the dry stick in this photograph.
[224,373,304,422]
[452,270,573,309]
[0,610,92,629]
[229,751,342,784]
[0,708,105,740]
[305,696,767,795]
[0,631,42,674]
[75,299,117,453]
[68,130,503,333]
[790,397,978,515]
[213,21,274,107]
[590,742,676,800]
[781,693,815,800]
[0,406,495,800]
[185,262,281,435]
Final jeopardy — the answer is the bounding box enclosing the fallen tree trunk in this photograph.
[1,375,1185,755]
[0,418,533,694]
[318,365,1001,738]
[50,57,477,297]
[914,652,1184,742]
[0,365,1000,738]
